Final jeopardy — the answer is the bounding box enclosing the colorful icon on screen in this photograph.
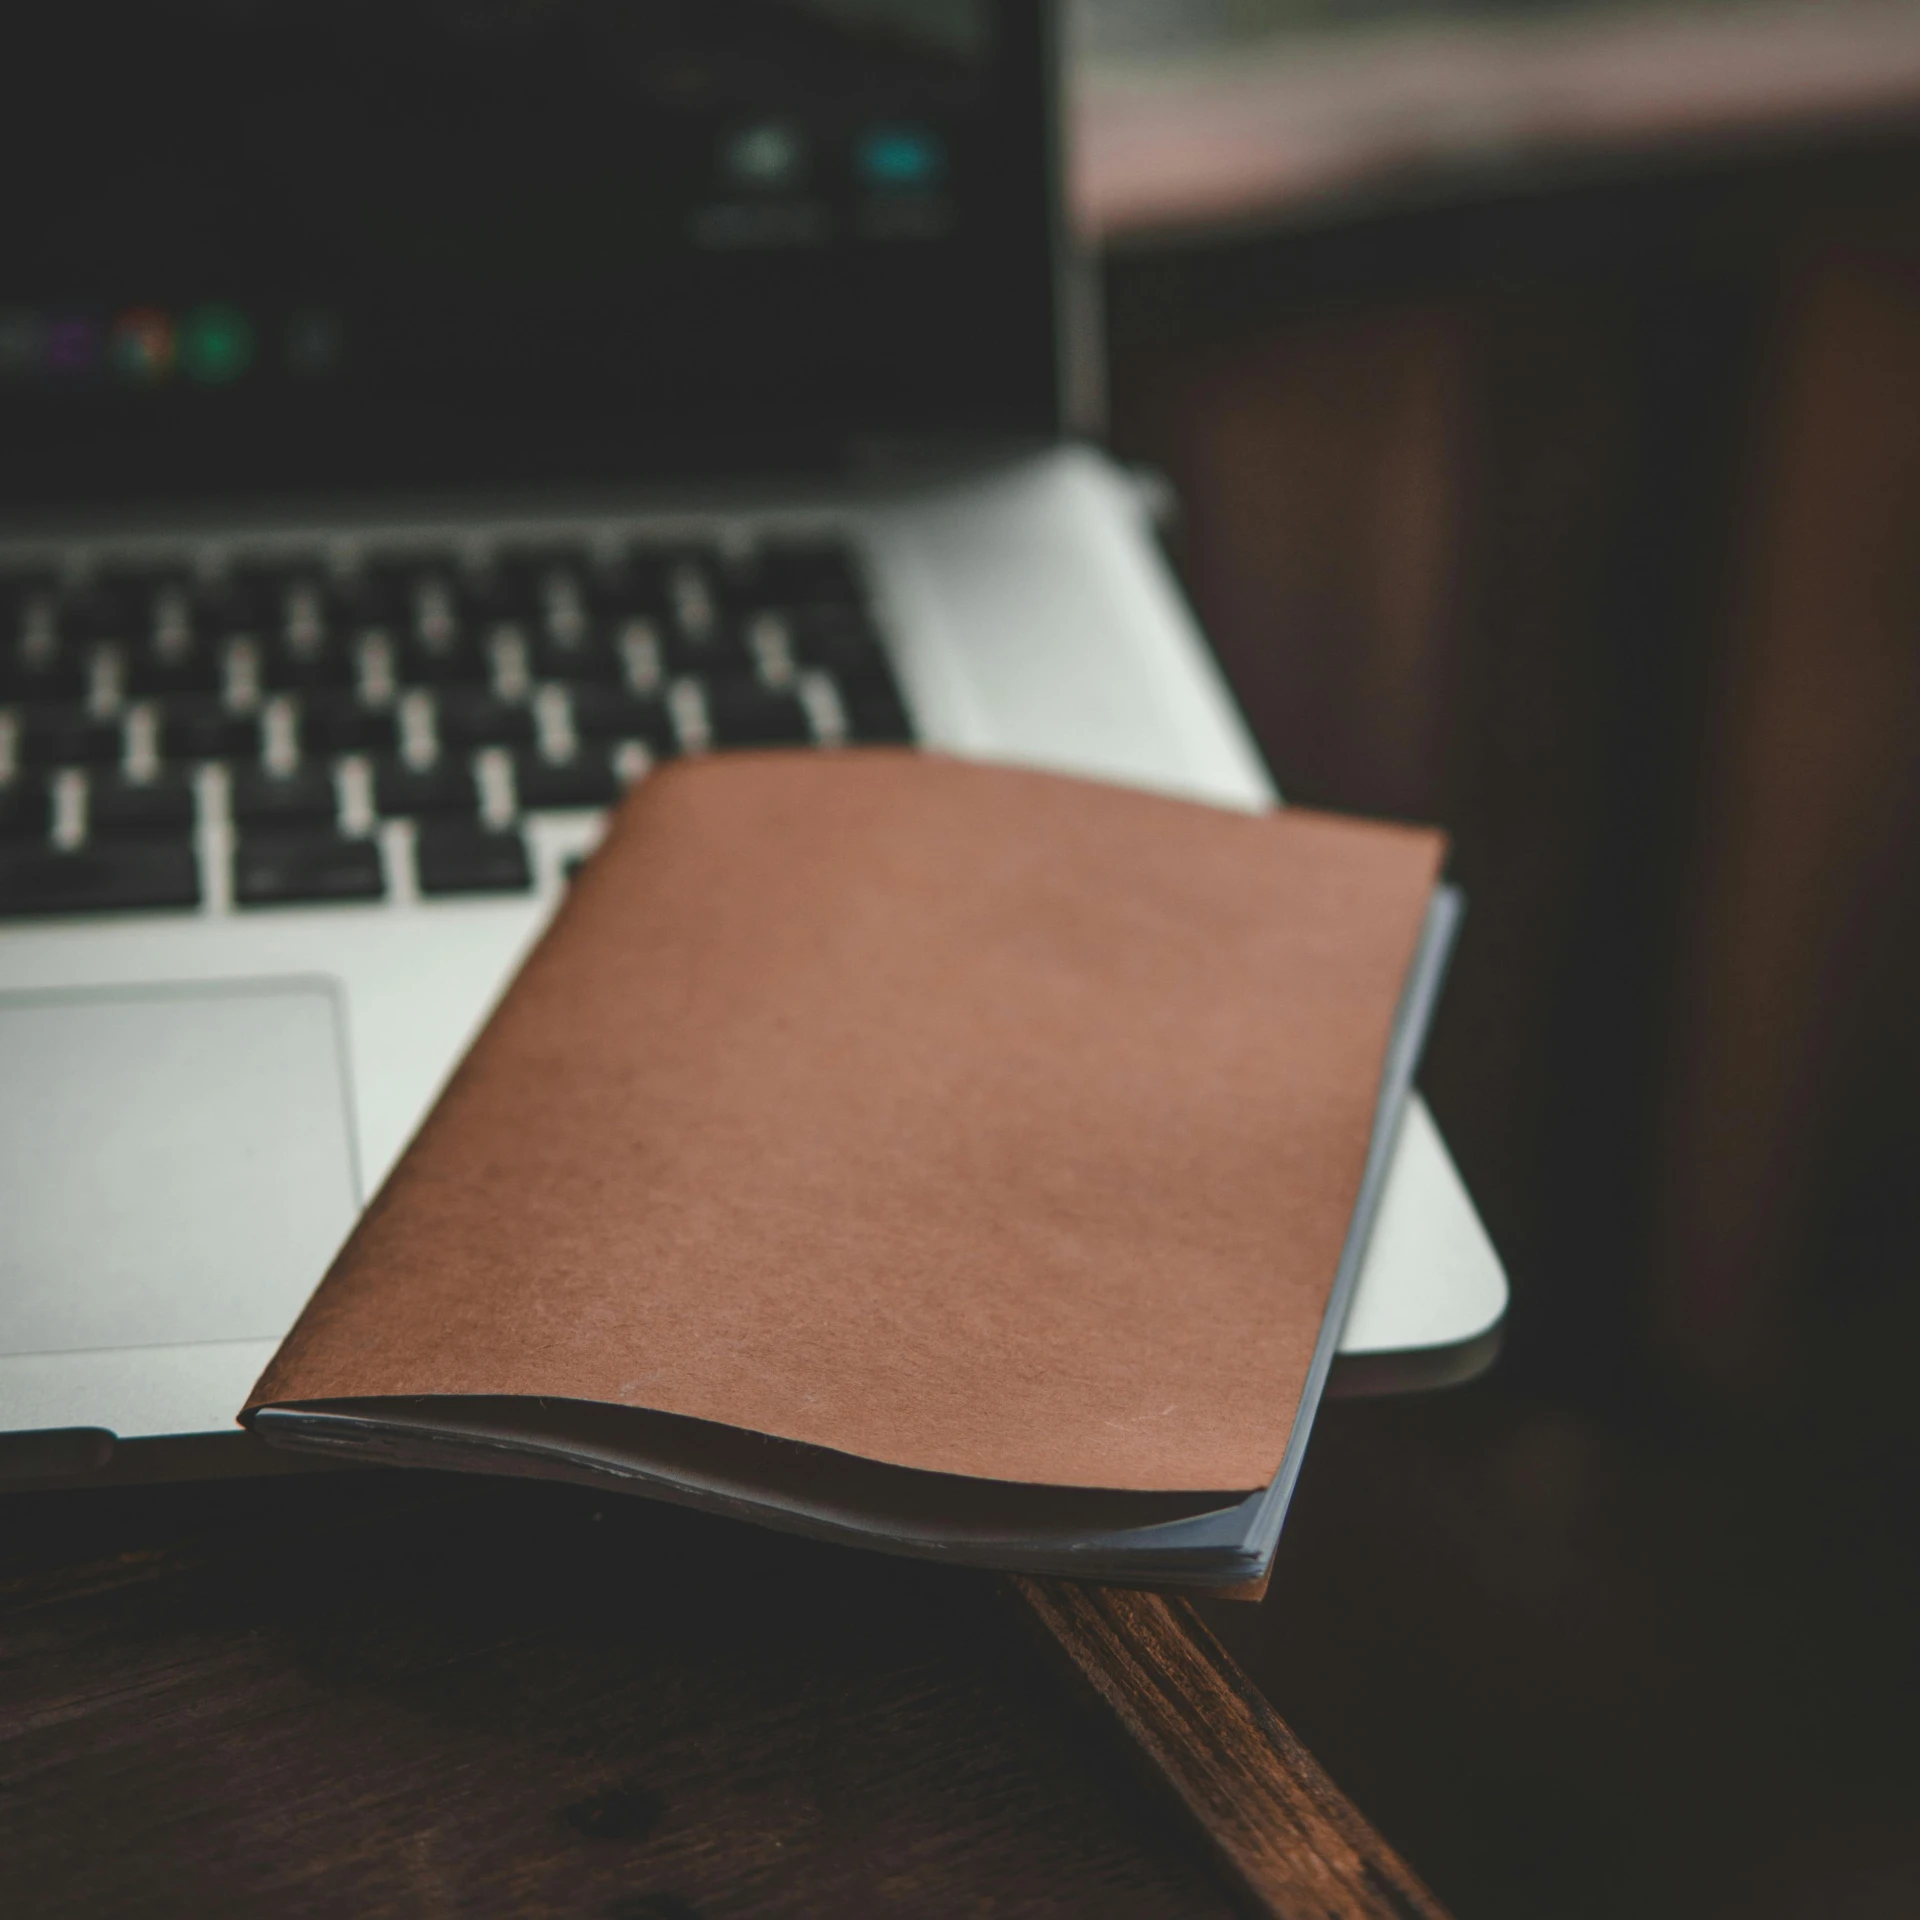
[110,307,177,383]
[722,120,807,190]
[857,126,946,189]
[43,316,101,376]
[180,303,254,384]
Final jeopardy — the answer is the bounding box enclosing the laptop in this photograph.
[0,0,1505,1488]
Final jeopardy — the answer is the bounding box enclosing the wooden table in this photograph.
[0,1467,1446,1917]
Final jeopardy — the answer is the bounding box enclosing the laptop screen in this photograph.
[0,0,1060,508]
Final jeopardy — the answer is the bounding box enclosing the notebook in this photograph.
[243,750,1456,1591]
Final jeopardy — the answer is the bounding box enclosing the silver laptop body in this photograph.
[0,3,1503,1484]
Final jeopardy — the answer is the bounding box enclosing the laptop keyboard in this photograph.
[0,531,913,918]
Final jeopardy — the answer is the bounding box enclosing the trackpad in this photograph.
[0,982,359,1357]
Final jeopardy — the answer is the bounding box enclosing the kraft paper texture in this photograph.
[247,750,1444,1493]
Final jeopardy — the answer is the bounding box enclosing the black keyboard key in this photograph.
[703,678,812,748]
[372,758,479,817]
[324,571,405,629]
[234,832,384,906]
[513,749,620,811]
[661,624,751,677]
[662,551,719,626]
[157,697,261,762]
[735,539,863,611]
[529,623,624,684]
[214,565,282,625]
[1,640,91,705]
[396,630,488,687]
[189,577,267,635]
[121,639,226,698]
[58,583,141,644]
[0,840,199,917]
[0,779,53,842]
[226,562,325,630]
[261,632,359,692]
[605,548,685,619]
[360,559,476,643]
[416,822,532,895]
[230,765,339,829]
[435,689,535,749]
[392,572,488,686]
[841,680,914,743]
[365,553,460,602]
[15,705,123,767]
[0,569,58,621]
[567,686,674,749]
[456,574,527,625]
[96,566,195,625]
[298,691,399,755]
[468,549,590,624]
[88,773,196,840]
[486,544,595,606]
[788,604,892,680]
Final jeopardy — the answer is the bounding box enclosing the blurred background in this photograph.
[1066,1,1920,1914]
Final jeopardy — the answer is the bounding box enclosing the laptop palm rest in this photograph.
[0,981,359,1360]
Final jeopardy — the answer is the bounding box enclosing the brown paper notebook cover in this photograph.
[244,751,1452,1588]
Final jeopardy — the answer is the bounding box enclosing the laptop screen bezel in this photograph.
[0,1,1073,516]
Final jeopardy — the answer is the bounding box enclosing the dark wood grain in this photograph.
[1009,1577,1450,1920]
[0,1471,1246,1919]
[1643,237,1920,1403]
